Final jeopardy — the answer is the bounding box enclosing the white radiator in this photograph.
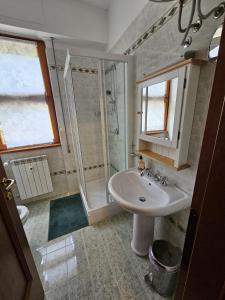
[11,155,53,200]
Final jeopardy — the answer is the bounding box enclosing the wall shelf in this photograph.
[137,149,189,171]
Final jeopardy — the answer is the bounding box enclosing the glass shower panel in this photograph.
[104,60,127,178]
[64,65,87,199]
[64,51,129,211]
[70,56,107,210]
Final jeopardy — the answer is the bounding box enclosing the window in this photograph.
[141,80,170,135]
[0,35,60,153]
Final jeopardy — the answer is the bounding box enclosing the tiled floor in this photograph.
[24,181,109,250]
[24,199,50,251]
[32,212,169,300]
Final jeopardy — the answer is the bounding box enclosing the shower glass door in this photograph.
[99,59,127,203]
[64,56,87,201]
[104,60,127,176]
[64,50,131,211]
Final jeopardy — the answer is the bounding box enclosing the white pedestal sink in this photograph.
[108,168,191,256]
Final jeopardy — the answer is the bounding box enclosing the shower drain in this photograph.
[139,197,146,202]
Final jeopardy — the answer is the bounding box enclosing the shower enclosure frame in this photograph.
[64,49,134,224]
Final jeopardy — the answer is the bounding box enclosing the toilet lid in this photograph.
[17,205,29,220]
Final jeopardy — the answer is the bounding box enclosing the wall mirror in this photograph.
[137,60,202,168]
[209,23,223,62]
[138,68,185,148]
[141,77,179,140]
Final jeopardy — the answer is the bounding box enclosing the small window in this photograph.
[0,36,60,153]
[141,80,170,135]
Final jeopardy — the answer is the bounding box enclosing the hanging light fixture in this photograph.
[149,0,225,47]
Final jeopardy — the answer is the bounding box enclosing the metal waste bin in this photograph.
[145,240,181,297]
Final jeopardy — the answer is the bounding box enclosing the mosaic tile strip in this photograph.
[51,164,104,176]
[123,1,190,55]
[50,65,98,74]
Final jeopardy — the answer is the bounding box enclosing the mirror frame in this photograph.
[137,67,186,148]
[209,23,223,62]
[141,80,170,135]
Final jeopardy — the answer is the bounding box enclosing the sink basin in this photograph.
[108,168,191,256]
[108,168,191,216]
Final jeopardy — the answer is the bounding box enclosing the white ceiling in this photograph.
[78,0,110,10]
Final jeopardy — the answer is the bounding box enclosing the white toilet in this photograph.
[17,205,29,225]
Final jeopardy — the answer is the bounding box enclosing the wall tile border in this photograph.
[50,65,98,74]
[123,1,190,56]
[50,164,105,176]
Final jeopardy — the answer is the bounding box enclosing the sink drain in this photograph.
[139,197,146,202]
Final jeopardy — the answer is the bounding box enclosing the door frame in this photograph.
[175,22,225,300]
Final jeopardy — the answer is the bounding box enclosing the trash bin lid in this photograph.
[150,240,182,272]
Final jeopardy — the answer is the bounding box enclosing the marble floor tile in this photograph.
[45,238,66,253]
[66,242,89,277]
[31,212,169,300]
[94,283,122,300]
[68,273,94,300]
[24,199,50,250]
[44,247,68,291]
[45,284,69,300]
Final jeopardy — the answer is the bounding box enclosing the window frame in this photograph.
[0,34,60,154]
[143,80,171,135]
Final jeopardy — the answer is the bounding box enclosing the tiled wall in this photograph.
[110,0,221,249]
[70,56,105,182]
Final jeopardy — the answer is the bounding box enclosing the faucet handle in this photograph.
[140,169,146,176]
[147,168,154,177]
[153,172,161,181]
[160,176,168,186]
[140,168,149,176]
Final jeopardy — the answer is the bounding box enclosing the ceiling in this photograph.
[78,0,110,10]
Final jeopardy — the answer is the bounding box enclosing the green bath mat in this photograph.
[48,194,88,241]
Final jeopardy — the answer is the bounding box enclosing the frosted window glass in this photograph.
[146,81,166,132]
[0,38,54,148]
[146,99,165,131]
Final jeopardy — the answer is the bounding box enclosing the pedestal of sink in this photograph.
[131,214,154,256]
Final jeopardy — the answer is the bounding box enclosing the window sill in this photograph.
[144,130,167,135]
[0,143,61,155]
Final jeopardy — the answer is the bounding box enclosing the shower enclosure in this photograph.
[64,50,133,223]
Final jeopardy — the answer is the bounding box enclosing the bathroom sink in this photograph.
[108,168,192,256]
[108,168,191,217]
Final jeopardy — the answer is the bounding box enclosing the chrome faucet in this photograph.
[153,173,162,182]
[160,176,169,186]
[140,168,169,186]
[140,168,149,176]
[146,168,154,177]
[154,173,169,186]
